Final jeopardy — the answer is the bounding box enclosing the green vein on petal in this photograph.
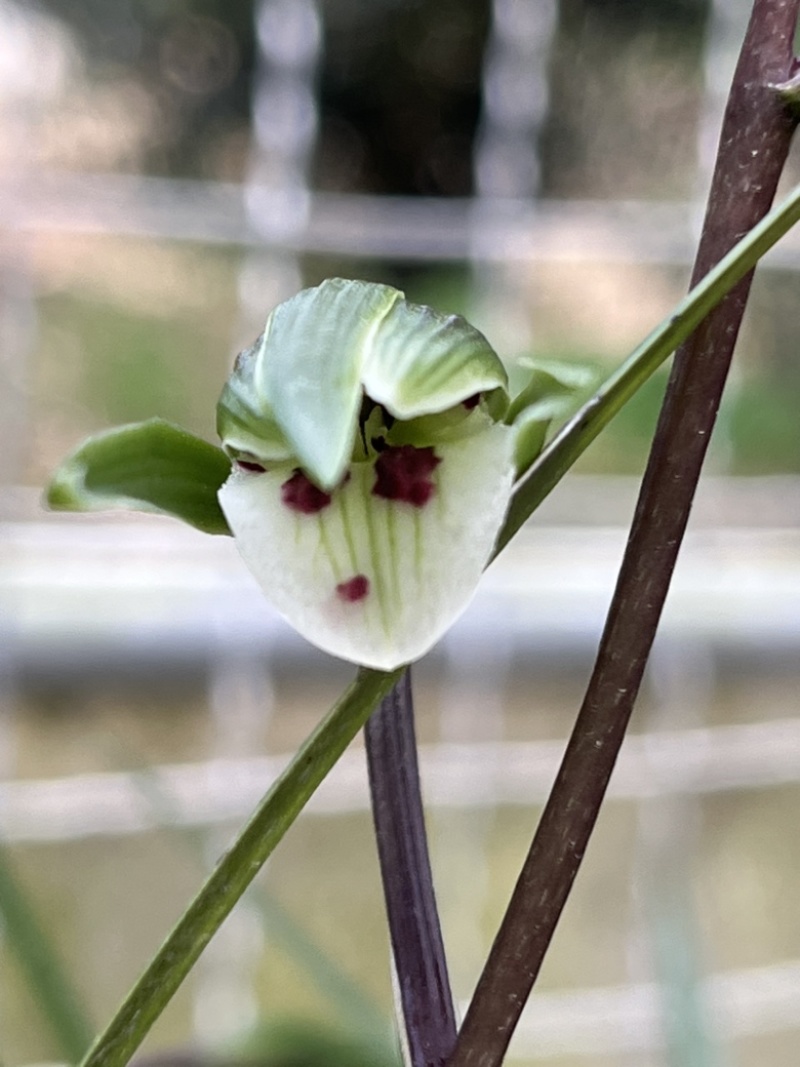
[217,418,515,670]
[338,490,359,574]
[361,470,390,639]
[386,503,401,606]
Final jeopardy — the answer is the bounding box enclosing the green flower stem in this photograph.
[77,179,800,1067]
[121,753,390,1041]
[495,178,800,556]
[0,844,95,1063]
[78,666,402,1067]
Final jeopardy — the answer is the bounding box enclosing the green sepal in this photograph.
[216,340,293,466]
[484,386,510,422]
[506,360,596,424]
[259,279,402,489]
[364,297,509,419]
[46,418,232,535]
[512,411,550,479]
[507,360,598,477]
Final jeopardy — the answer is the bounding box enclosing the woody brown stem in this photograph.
[448,4,800,1065]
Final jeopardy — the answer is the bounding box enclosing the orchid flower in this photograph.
[47,278,586,670]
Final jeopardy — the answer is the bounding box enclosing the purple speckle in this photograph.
[337,574,370,602]
[281,469,332,514]
[372,445,441,507]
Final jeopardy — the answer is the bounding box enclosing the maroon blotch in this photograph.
[235,459,267,473]
[281,469,332,514]
[372,445,441,508]
[463,393,481,410]
[337,574,370,602]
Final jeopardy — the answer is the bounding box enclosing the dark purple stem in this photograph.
[365,670,457,1067]
[448,4,800,1066]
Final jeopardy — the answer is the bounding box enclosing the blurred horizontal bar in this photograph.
[2,715,800,843]
[2,480,799,676]
[18,956,800,1060]
[501,957,800,1057]
[16,955,800,1062]
[7,474,800,526]
[6,169,800,267]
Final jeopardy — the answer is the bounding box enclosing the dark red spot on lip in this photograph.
[281,469,332,514]
[463,393,481,410]
[336,574,370,602]
[372,444,441,507]
[236,459,267,473]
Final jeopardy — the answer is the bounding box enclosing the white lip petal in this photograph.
[218,422,515,670]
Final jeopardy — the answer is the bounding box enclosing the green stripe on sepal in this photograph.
[364,297,509,419]
[46,418,232,535]
[221,279,510,492]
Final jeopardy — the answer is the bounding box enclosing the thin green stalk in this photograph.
[123,754,389,1041]
[78,178,800,1067]
[0,844,94,1063]
[496,178,800,554]
[78,667,402,1067]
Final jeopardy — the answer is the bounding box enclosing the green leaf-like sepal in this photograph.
[46,418,232,535]
[507,360,599,477]
[363,295,510,420]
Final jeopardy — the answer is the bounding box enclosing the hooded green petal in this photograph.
[258,279,401,489]
[217,280,509,490]
[363,298,508,419]
[46,419,232,535]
